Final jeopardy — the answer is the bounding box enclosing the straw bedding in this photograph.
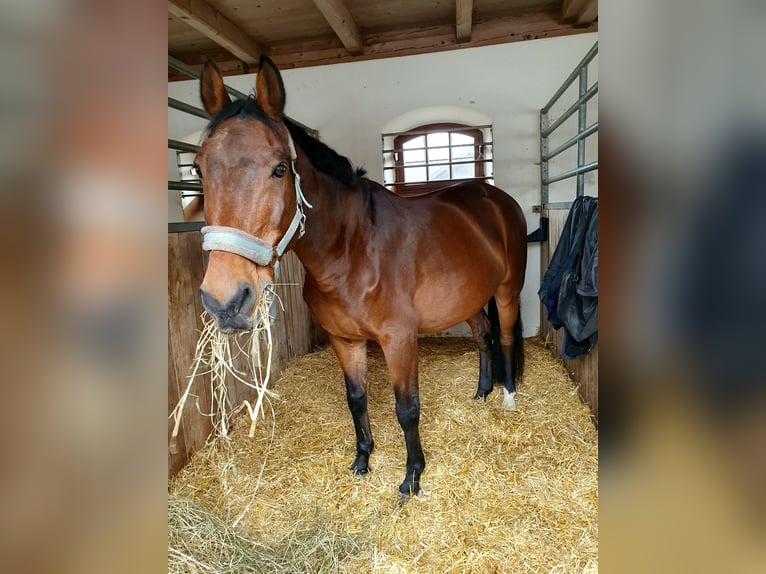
[169,337,598,573]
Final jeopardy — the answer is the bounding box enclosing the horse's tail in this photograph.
[488,297,504,383]
[488,296,524,386]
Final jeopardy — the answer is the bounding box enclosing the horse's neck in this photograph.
[292,157,363,279]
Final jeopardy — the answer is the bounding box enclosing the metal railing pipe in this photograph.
[576,65,589,196]
[169,55,319,136]
[540,109,550,208]
[168,97,209,120]
[541,42,598,114]
[540,82,598,138]
[168,181,203,192]
[168,139,200,153]
[542,122,598,161]
[168,55,249,99]
[543,161,598,185]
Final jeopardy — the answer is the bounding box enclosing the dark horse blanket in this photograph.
[539,196,598,360]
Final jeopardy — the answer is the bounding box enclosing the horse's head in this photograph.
[195,57,304,333]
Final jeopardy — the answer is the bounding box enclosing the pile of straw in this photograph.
[169,338,598,573]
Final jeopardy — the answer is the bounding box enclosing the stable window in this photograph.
[382,123,493,195]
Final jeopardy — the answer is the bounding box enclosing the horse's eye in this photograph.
[272,164,287,178]
[191,163,202,178]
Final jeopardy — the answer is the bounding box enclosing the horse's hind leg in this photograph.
[467,310,493,400]
[329,336,374,476]
[494,286,524,411]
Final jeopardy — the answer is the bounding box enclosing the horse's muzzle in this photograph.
[200,282,255,333]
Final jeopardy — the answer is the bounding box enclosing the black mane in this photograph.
[205,96,366,188]
[284,117,367,187]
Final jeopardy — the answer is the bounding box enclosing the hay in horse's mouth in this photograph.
[169,284,280,452]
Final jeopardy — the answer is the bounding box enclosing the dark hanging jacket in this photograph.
[538,196,598,359]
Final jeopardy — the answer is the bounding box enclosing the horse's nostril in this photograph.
[200,284,256,327]
[200,287,220,315]
[234,283,255,315]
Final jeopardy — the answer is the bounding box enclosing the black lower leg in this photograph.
[502,344,517,395]
[395,392,425,496]
[346,375,373,475]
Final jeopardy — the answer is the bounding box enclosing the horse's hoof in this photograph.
[502,388,517,411]
[350,459,370,476]
[473,388,493,400]
[398,480,420,497]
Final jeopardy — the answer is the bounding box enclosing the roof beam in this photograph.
[312,0,363,54]
[456,0,473,42]
[168,0,262,64]
[561,0,598,25]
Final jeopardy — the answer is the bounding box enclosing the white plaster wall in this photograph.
[168,33,598,337]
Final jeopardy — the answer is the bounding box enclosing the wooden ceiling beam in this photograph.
[168,0,262,64]
[561,0,598,26]
[456,0,473,42]
[311,0,364,54]
[173,13,596,76]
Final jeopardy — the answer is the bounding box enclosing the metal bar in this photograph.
[382,158,494,170]
[542,122,598,161]
[543,161,598,185]
[168,55,200,79]
[386,176,494,186]
[169,221,205,233]
[541,42,598,114]
[168,55,248,99]
[540,109,550,208]
[168,139,200,153]
[542,201,575,211]
[577,65,588,197]
[382,142,493,154]
[168,97,209,120]
[540,82,598,138]
[169,55,318,136]
[169,181,203,191]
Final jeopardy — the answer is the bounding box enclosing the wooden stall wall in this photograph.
[540,207,598,421]
[168,227,324,476]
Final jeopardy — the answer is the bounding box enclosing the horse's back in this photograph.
[368,180,526,332]
[379,180,526,256]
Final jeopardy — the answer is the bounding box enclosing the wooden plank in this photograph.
[168,231,215,474]
[456,0,473,42]
[561,0,598,26]
[168,0,262,64]
[168,320,188,476]
[311,0,363,54]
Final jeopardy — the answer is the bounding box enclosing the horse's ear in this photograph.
[200,60,231,117]
[255,55,285,121]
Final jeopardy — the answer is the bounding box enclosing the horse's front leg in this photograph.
[329,335,374,476]
[380,333,424,497]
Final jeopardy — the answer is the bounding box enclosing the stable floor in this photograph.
[169,337,598,573]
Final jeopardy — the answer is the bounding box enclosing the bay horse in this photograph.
[194,56,527,496]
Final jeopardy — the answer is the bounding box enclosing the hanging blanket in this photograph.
[538,196,598,359]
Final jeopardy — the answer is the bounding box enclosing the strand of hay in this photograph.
[169,285,280,456]
[170,338,598,573]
